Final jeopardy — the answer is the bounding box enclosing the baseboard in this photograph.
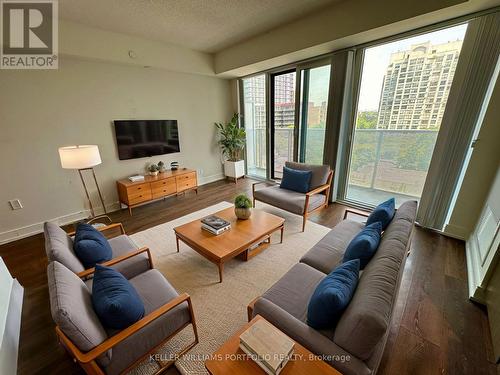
[0,174,225,245]
[198,173,225,185]
[466,234,486,304]
[442,223,468,241]
[0,202,121,245]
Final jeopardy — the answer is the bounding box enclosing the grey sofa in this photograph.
[44,222,151,279]
[48,260,198,375]
[253,161,333,231]
[251,200,417,375]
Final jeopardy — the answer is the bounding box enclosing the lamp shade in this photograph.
[59,145,102,169]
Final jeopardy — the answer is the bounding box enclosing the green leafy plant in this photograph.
[148,164,159,172]
[215,113,246,162]
[234,194,252,209]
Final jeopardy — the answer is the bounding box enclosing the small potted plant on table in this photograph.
[234,193,252,220]
[148,163,160,176]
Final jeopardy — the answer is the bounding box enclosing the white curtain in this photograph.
[417,11,500,230]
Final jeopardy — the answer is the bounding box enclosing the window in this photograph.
[242,75,267,178]
[345,24,467,206]
[298,64,331,164]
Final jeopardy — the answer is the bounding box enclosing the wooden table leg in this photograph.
[218,262,224,283]
[280,225,284,243]
[176,235,180,253]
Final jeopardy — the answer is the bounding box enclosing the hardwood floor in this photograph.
[0,178,496,375]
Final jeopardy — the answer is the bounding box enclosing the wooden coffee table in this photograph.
[205,315,342,375]
[173,207,285,282]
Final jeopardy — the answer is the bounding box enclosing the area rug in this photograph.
[128,201,331,375]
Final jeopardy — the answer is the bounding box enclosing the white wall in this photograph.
[0,57,232,243]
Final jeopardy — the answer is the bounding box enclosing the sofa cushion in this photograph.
[300,220,364,274]
[108,235,149,279]
[333,200,417,361]
[104,269,191,375]
[47,261,110,365]
[366,198,395,230]
[280,166,312,193]
[74,223,113,269]
[262,263,325,324]
[307,259,360,329]
[92,265,145,330]
[342,222,382,269]
[44,222,84,274]
[285,161,330,190]
[254,185,326,215]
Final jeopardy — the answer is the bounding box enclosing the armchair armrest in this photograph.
[252,180,276,191]
[68,223,126,238]
[77,247,153,279]
[306,183,330,196]
[56,293,193,364]
[343,209,370,220]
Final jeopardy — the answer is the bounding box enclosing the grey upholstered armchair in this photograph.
[43,222,152,279]
[47,260,198,375]
[252,162,333,231]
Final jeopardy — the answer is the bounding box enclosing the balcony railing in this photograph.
[246,127,438,203]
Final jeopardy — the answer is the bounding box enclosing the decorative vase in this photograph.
[235,207,251,220]
[149,171,159,176]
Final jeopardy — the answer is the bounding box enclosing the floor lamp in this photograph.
[59,145,110,223]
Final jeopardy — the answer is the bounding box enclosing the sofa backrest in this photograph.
[44,222,85,274]
[333,200,417,361]
[285,161,330,190]
[47,261,111,365]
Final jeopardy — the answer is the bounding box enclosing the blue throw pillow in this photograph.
[73,223,113,269]
[280,166,312,193]
[343,222,382,269]
[92,264,145,329]
[366,198,395,230]
[307,259,360,329]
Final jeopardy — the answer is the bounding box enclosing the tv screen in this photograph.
[113,120,180,160]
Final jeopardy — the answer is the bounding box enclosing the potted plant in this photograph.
[215,113,246,181]
[158,161,166,173]
[234,193,252,220]
[148,163,159,176]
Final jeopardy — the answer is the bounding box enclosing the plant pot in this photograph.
[224,160,245,179]
[149,171,159,176]
[235,207,251,220]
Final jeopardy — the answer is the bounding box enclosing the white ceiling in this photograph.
[59,0,341,53]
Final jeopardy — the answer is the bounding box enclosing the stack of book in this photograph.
[201,215,231,235]
[239,319,295,375]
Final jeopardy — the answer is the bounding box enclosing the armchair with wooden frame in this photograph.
[44,221,152,280]
[252,162,334,232]
[48,259,199,375]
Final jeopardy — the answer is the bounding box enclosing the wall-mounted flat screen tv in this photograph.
[113,120,180,160]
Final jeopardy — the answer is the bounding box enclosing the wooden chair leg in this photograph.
[302,215,307,232]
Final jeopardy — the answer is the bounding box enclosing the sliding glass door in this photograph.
[271,71,296,179]
[345,24,468,206]
[269,64,331,179]
[298,64,331,164]
[242,75,267,178]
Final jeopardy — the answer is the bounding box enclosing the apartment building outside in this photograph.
[377,40,462,130]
